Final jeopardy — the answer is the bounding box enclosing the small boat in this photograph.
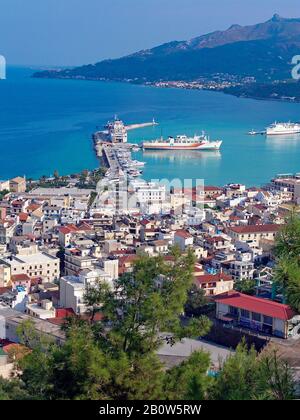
[247,130,265,135]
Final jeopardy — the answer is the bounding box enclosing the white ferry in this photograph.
[266,122,300,136]
[142,134,222,151]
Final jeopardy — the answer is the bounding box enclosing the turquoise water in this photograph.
[1,66,300,186]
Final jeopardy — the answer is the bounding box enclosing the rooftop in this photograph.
[215,291,295,321]
[229,224,282,234]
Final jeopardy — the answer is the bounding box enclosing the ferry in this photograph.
[142,134,222,151]
[266,122,300,136]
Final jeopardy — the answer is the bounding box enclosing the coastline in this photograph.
[32,73,300,104]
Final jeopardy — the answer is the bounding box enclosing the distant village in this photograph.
[149,74,256,92]
[1,169,300,379]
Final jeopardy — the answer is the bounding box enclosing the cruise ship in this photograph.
[142,134,222,151]
[266,122,300,136]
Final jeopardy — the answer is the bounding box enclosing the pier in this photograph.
[126,120,158,131]
[102,144,121,172]
[93,118,158,149]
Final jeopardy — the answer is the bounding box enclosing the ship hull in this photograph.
[143,141,222,151]
[267,130,300,136]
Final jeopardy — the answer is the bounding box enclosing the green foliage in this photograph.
[234,279,257,296]
[185,284,207,313]
[210,340,295,400]
[274,212,300,311]
[0,189,9,200]
[210,340,259,400]
[100,249,211,356]
[257,349,295,400]
[88,191,98,208]
[18,322,110,400]
[4,253,297,401]
[0,378,30,401]
[275,211,300,261]
[84,280,111,321]
[164,351,212,400]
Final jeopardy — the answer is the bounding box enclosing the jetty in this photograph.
[126,119,158,131]
[93,117,153,157]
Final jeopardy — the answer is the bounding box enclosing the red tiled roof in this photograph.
[19,212,29,222]
[11,274,31,282]
[229,224,282,234]
[59,224,78,235]
[214,291,295,321]
[0,287,11,295]
[175,230,193,239]
[204,186,222,191]
[206,236,226,243]
[2,343,27,355]
[195,273,233,284]
[56,308,76,318]
[27,204,41,212]
[11,200,24,206]
[47,318,67,326]
[119,255,139,265]
[78,222,94,231]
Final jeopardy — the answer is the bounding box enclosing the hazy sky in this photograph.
[0,0,299,66]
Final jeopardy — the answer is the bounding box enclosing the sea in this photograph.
[1,66,300,187]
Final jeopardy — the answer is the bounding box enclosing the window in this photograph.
[229,306,238,317]
[263,315,273,326]
[241,309,250,319]
[252,312,261,322]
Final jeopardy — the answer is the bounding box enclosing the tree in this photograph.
[275,211,300,261]
[0,189,9,200]
[185,284,207,315]
[164,351,212,400]
[274,212,300,310]
[210,340,259,400]
[0,378,30,401]
[79,169,89,184]
[84,280,111,321]
[257,348,295,400]
[286,277,300,312]
[209,340,296,400]
[46,323,110,400]
[11,252,211,400]
[234,279,257,296]
[18,322,111,400]
[39,175,47,184]
[100,249,211,357]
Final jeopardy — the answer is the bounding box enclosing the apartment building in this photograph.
[228,224,281,247]
[1,251,60,282]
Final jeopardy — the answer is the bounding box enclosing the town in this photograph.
[1,157,300,389]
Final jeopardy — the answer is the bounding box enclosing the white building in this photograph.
[59,269,113,315]
[0,305,65,344]
[174,230,194,251]
[129,180,166,215]
[26,299,56,320]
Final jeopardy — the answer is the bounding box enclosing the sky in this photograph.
[0,0,300,67]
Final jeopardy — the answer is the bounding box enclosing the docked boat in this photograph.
[142,134,222,151]
[131,160,146,167]
[266,122,300,136]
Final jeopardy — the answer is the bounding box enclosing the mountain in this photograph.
[34,15,300,86]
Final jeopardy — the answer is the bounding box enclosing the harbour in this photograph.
[2,67,300,186]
